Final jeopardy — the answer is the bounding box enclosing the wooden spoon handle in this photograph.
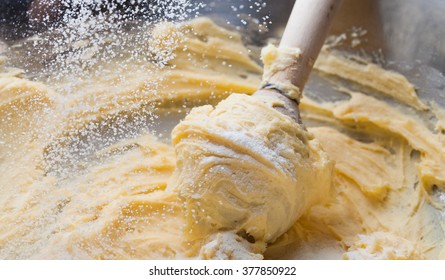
[267,0,343,97]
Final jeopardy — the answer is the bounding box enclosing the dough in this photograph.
[343,232,424,260]
[170,93,332,250]
[1,17,445,260]
[261,44,302,100]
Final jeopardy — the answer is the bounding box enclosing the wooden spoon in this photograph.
[254,0,343,123]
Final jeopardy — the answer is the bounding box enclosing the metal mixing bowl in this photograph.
[0,0,444,260]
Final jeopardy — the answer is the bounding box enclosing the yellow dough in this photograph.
[1,17,445,260]
[343,232,424,260]
[170,93,332,255]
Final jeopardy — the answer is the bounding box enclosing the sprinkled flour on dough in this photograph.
[1,4,445,259]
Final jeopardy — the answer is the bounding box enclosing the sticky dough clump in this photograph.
[344,232,425,260]
[170,93,333,245]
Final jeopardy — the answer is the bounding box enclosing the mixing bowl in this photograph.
[0,0,444,260]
